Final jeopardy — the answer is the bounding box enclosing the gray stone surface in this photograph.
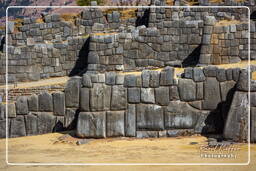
[223,91,248,142]
[136,131,158,138]
[82,74,93,88]
[105,72,116,85]
[128,88,140,103]
[2,103,16,118]
[65,77,81,108]
[64,108,77,129]
[37,112,56,134]
[160,66,174,85]
[124,74,137,87]
[202,77,221,110]
[251,107,256,142]
[0,120,8,138]
[90,83,111,111]
[216,68,227,82]
[220,81,236,102]
[167,129,194,137]
[193,68,205,82]
[155,87,169,106]
[25,113,38,136]
[178,79,196,101]
[137,104,164,130]
[80,88,90,112]
[38,92,53,112]
[141,88,155,103]
[53,92,65,116]
[125,104,136,137]
[28,94,38,111]
[111,85,127,110]
[149,71,160,88]
[165,101,198,129]
[196,82,204,100]
[10,115,26,138]
[169,86,180,100]
[203,66,218,77]
[142,70,150,87]
[16,96,28,115]
[106,111,125,137]
[76,112,106,138]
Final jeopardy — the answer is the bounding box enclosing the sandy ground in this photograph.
[0,132,255,171]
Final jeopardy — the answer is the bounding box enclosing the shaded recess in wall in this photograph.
[0,36,4,52]
[251,10,256,20]
[202,86,236,136]
[69,38,90,77]
[181,44,201,67]
[136,9,150,27]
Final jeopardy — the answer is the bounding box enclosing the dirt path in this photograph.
[0,133,255,171]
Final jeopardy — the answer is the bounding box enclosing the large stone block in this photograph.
[53,92,65,116]
[160,67,174,86]
[169,86,180,100]
[82,74,93,88]
[220,81,236,102]
[149,71,160,88]
[2,103,16,118]
[136,131,158,138]
[28,94,38,111]
[137,104,164,130]
[39,92,53,112]
[141,88,155,103]
[193,68,205,82]
[90,83,111,111]
[64,108,77,129]
[111,86,127,110]
[155,87,169,106]
[124,74,137,87]
[80,88,90,112]
[16,96,28,115]
[128,88,140,103]
[223,91,248,142]
[37,112,56,134]
[106,111,125,137]
[165,101,198,129]
[125,104,136,137]
[25,113,38,136]
[10,115,26,138]
[0,120,8,138]
[202,77,221,110]
[178,79,196,101]
[251,107,256,143]
[65,77,81,108]
[142,70,150,87]
[76,112,106,138]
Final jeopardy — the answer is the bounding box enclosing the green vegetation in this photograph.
[76,0,102,6]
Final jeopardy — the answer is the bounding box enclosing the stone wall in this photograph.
[1,66,255,143]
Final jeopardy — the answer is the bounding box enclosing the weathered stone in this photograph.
[37,112,56,134]
[82,74,92,88]
[194,111,210,134]
[65,77,81,108]
[80,88,90,112]
[38,92,53,112]
[137,104,164,130]
[128,88,140,103]
[16,96,28,115]
[165,101,198,129]
[0,120,9,138]
[220,81,236,102]
[105,72,116,85]
[53,92,65,116]
[223,91,248,142]
[76,112,106,138]
[251,107,256,142]
[111,85,127,110]
[202,77,221,110]
[141,88,155,103]
[28,94,38,111]
[169,86,180,100]
[167,129,194,137]
[226,68,233,81]
[54,116,65,132]
[193,68,205,82]
[216,68,227,82]
[125,104,136,137]
[2,103,16,118]
[195,83,203,101]
[204,16,216,26]
[155,87,169,106]
[116,74,124,85]
[124,74,137,87]
[184,67,193,79]
[203,66,218,77]
[10,115,26,138]
[178,79,196,101]
[232,68,240,81]
[90,83,111,111]
[136,131,158,138]
[142,70,150,88]
[160,66,174,85]
[189,101,202,110]
[25,113,38,136]
[106,111,125,137]
[149,71,160,88]
[64,108,77,129]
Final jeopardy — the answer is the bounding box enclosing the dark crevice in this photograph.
[182,44,201,67]
[0,36,5,52]
[136,8,150,27]
[250,11,256,20]
[69,37,90,77]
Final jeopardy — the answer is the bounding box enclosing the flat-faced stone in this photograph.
[25,113,38,136]
[128,88,140,103]
[178,79,196,101]
[37,112,56,134]
[90,83,111,111]
[141,88,155,103]
[160,66,174,85]
[80,88,90,112]
[16,96,28,115]
[65,77,81,108]
[53,92,65,116]
[10,115,26,138]
[106,111,125,137]
[28,94,38,111]
[125,104,136,137]
[155,87,169,106]
[38,92,53,112]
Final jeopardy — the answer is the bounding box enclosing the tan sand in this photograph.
[0,132,255,171]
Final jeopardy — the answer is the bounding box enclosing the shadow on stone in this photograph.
[250,10,256,20]
[201,85,236,137]
[69,37,90,77]
[136,8,150,27]
[182,44,201,68]
[0,36,4,52]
